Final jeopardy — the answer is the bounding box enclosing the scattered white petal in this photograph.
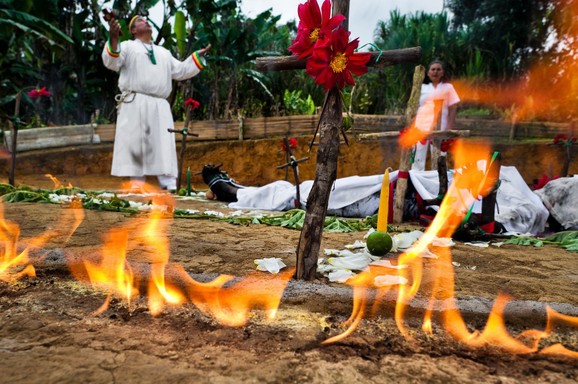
[318,263,339,273]
[393,230,423,250]
[452,262,461,267]
[185,209,201,215]
[345,240,366,250]
[432,237,455,247]
[204,210,225,217]
[328,269,355,283]
[419,249,439,259]
[503,232,534,237]
[229,210,245,217]
[374,275,408,287]
[328,253,372,270]
[469,266,477,270]
[491,242,504,247]
[370,259,408,269]
[363,227,376,239]
[254,258,286,274]
[324,249,341,256]
[464,241,490,248]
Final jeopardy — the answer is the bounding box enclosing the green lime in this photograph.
[366,231,393,256]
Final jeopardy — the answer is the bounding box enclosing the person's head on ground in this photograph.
[425,60,449,86]
[129,15,152,42]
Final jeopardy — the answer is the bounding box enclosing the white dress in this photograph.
[102,40,205,178]
[412,82,460,171]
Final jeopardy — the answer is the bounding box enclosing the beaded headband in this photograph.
[128,15,140,30]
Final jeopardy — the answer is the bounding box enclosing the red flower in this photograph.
[552,134,567,145]
[440,138,456,152]
[288,0,345,59]
[184,98,200,110]
[281,137,298,152]
[27,87,52,99]
[533,173,559,190]
[305,27,370,91]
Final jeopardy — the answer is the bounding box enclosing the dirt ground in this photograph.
[1,181,577,383]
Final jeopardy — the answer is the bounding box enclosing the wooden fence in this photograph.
[95,114,576,144]
[2,115,573,153]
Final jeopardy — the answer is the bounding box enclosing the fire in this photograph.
[0,196,84,282]
[324,140,578,358]
[452,4,578,123]
[0,204,35,281]
[45,174,73,189]
[69,182,292,324]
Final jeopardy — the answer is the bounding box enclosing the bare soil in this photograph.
[1,192,577,383]
[0,136,577,383]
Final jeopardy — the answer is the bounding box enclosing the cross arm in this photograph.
[256,47,422,72]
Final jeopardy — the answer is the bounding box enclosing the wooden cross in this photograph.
[167,106,199,192]
[256,0,421,280]
[277,137,310,209]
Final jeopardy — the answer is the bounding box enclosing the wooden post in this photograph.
[294,1,349,280]
[256,0,420,279]
[8,92,23,186]
[295,87,342,280]
[430,99,444,171]
[393,65,425,223]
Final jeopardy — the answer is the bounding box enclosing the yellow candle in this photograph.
[377,169,390,232]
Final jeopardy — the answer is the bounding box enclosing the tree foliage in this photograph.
[0,0,576,127]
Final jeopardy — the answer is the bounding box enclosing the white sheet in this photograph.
[229,167,548,235]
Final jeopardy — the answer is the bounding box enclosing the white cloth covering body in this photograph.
[229,167,548,235]
[534,176,578,230]
[102,40,204,182]
[412,82,460,171]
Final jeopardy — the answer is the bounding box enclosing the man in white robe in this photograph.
[102,14,210,191]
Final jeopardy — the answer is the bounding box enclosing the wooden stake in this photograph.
[295,88,342,280]
[393,65,425,223]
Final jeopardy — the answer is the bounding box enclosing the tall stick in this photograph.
[295,88,342,280]
[393,65,425,223]
[8,93,23,186]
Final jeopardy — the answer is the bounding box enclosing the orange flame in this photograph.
[449,4,578,123]
[45,174,73,189]
[0,197,84,282]
[69,183,292,324]
[324,140,577,358]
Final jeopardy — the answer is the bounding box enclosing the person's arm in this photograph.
[102,17,123,71]
[171,44,212,81]
[108,17,121,51]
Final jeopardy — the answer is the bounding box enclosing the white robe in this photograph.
[412,82,460,171]
[102,40,205,177]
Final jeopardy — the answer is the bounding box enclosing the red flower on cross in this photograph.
[440,138,456,153]
[281,138,299,152]
[305,27,370,92]
[184,98,200,110]
[27,87,52,99]
[288,0,345,59]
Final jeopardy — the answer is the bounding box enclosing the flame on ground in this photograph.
[1,196,84,282]
[2,172,576,357]
[45,174,73,189]
[68,182,293,325]
[324,140,578,359]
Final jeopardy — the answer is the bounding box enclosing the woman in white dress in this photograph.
[411,60,460,171]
